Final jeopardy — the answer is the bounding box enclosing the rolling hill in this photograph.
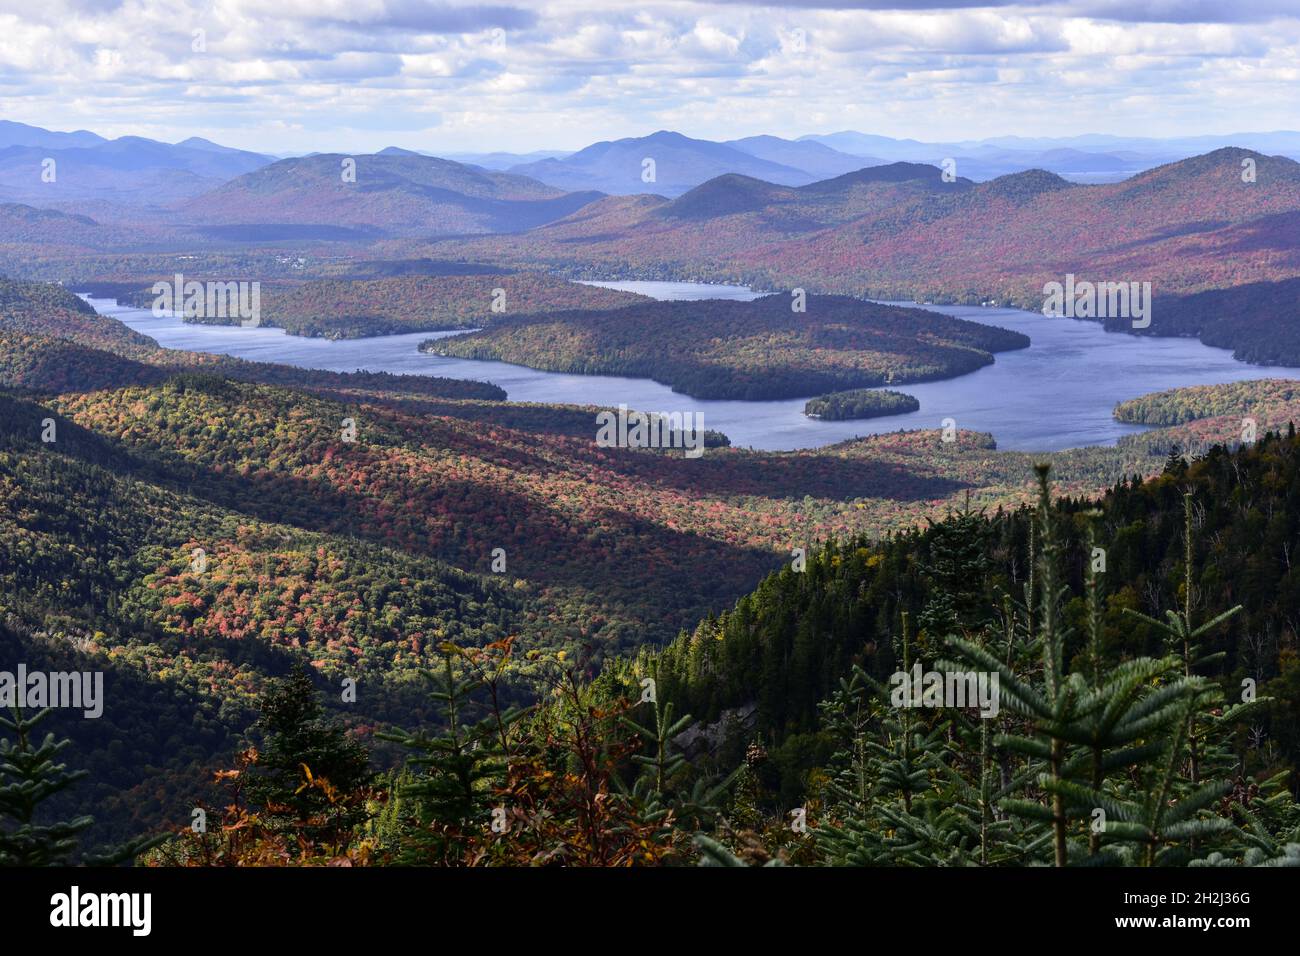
[433,159,978,271]
[797,129,1300,181]
[723,135,883,179]
[424,293,1028,400]
[180,152,606,239]
[434,148,1300,363]
[508,130,825,196]
[0,132,273,205]
[0,120,106,150]
[107,272,651,338]
[0,203,113,247]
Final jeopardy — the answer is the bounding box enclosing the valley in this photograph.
[92,282,1300,452]
[3,105,1300,875]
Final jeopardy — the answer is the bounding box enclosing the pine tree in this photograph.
[816,613,975,865]
[245,667,373,855]
[622,666,692,797]
[948,467,1233,865]
[377,641,526,864]
[618,661,736,829]
[1122,493,1243,786]
[0,706,93,866]
[916,500,992,644]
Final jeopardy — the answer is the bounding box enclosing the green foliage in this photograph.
[1115,379,1300,427]
[244,667,374,853]
[0,707,93,866]
[812,466,1295,866]
[427,294,1028,401]
[376,642,527,864]
[658,429,1300,781]
[116,273,648,339]
[804,388,920,421]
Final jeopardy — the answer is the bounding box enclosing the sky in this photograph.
[2,0,1300,154]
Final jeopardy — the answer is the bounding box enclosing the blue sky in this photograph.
[3,0,1299,153]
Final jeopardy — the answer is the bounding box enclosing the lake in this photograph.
[84,282,1300,452]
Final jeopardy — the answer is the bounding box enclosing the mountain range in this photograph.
[178,152,603,239]
[4,121,1300,368]
[505,130,880,196]
[487,129,1300,192]
[7,119,1300,214]
[434,149,1300,365]
[0,122,273,205]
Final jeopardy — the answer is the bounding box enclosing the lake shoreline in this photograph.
[80,281,1300,454]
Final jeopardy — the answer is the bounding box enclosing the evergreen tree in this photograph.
[377,641,526,864]
[812,465,1295,867]
[0,706,93,866]
[245,667,373,855]
[617,661,736,829]
[916,500,992,644]
[948,467,1238,865]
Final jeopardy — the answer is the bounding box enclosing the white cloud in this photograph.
[0,1,1297,152]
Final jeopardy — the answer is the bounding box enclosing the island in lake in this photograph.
[804,387,921,420]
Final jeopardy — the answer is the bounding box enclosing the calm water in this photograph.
[576,279,763,301]
[84,282,1300,453]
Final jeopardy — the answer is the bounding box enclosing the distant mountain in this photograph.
[0,120,106,150]
[790,150,1300,301]
[175,136,263,156]
[798,131,939,161]
[973,130,1300,156]
[801,161,972,193]
[444,149,572,170]
[452,148,1300,350]
[68,136,270,176]
[724,135,885,179]
[799,130,1300,183]
[797,132,1148,182]
[0,127,274,205]
[438,160,982,277]
[495,128,1287,190]
[971,168,1073,202]
[509,130,820,197]
[661,175,799,220]
[364,147,577,169]
[180,152,605,238]
[657,162,973,226]
[1009,147,1132,175]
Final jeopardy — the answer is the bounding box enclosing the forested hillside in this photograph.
[431,149,1300,361]
[425,294,1029,400]
[1105,279,1300,367]
[0,390,532,849]
[655,429,1300,825]
[109,273,648,339]
[180,152,605,238]
[1113,379,1300,460]
[15,426,1300,867]
[4,273,1299,866]
[1116,379,1300,426]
